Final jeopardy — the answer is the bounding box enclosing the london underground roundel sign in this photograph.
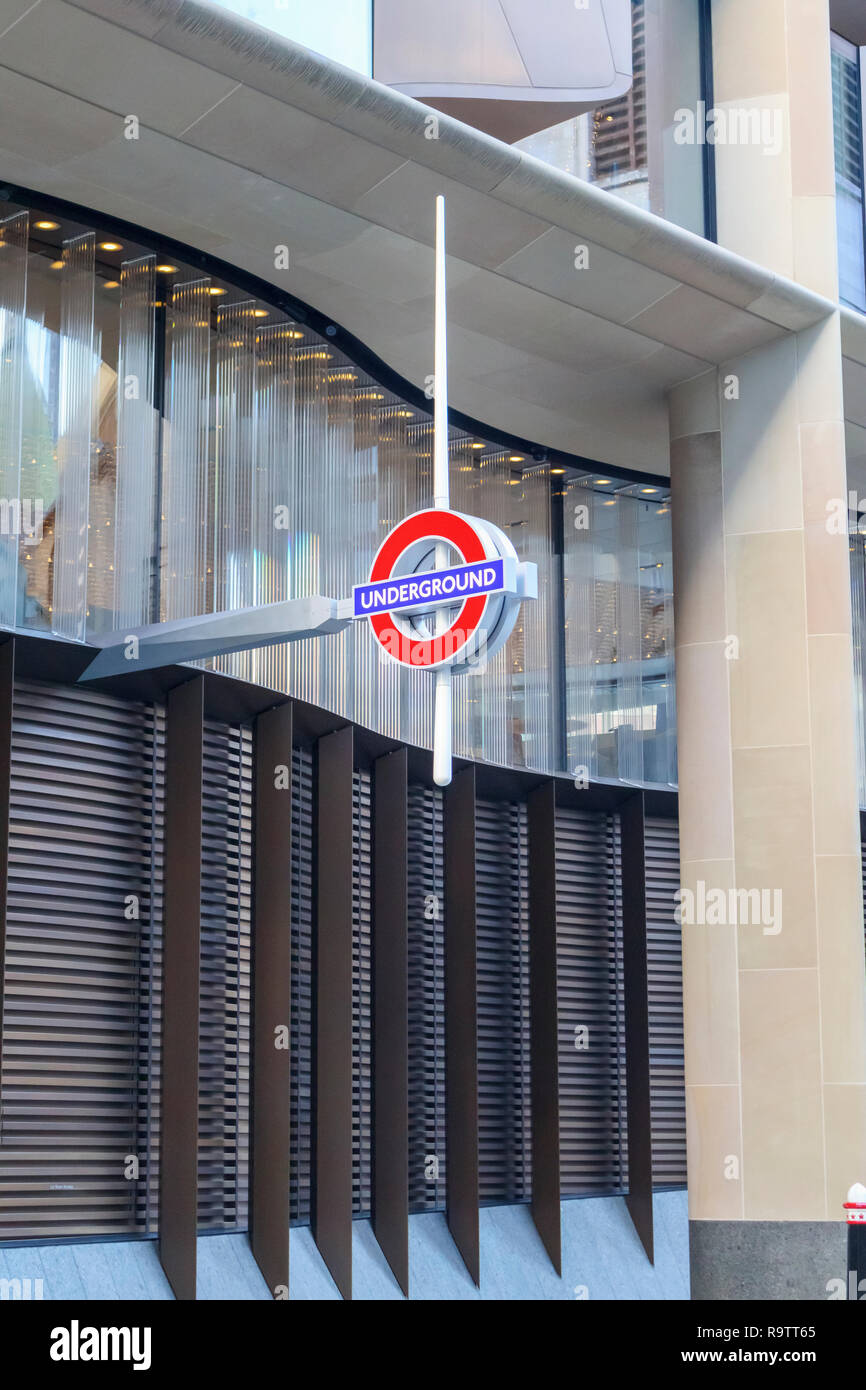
[352,507,537,673]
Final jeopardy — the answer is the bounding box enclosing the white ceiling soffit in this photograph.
[0,0,836,475]
[372,0,634,143]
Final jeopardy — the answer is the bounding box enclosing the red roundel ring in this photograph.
[368,509,490,668]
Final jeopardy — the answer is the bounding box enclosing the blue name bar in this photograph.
[353,558,505,619]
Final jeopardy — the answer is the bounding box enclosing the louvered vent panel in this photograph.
[290,746,313,1225]
[644,815,686,1188]
[406,783,447,1212]
[555,806,626,1196]
[197,721,252,1231]
[352,768,372,1217]
[475,798,531,1205]
[0,679,163,1241]
[140,703,164,1235]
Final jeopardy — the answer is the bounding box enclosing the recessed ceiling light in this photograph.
[156,263,177,274]
[595,478,611,485]
[470,441,484,449]
[509,455,524,463]
[103,281,120,289]
[208,286,227,296]
[550,467,566,475]
[98,241,123,252]
[252,308,269,318]
[34,219,60,231]
[50,260,63,270]
[641,487,658,494]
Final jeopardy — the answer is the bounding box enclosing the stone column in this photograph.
[666,0,866,1300]
[670,323,866,1296]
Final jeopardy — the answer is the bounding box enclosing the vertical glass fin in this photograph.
[0,211,28,626]
[114,254,158,630]
[52,232,95,642]
[162,278,211,621]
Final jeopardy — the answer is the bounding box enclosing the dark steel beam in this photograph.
[0,639,13,1096]
[620,791,654,1263]
[444,764,480,1286]
[159,675,204,1301]
[527,779,561,1273]
[250,700,293,1298]
[372,746,409,1296]
[313,724,354,1300]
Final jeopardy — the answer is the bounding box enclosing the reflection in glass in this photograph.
[53,233,97,643]
[564,480,676,786]
[0,194,680,785]
[114,256,158,630]
[831,33,866,313]
[0,211,28,626]
[517,0,707,238]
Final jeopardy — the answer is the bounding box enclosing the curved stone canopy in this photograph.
[0,0,842,475]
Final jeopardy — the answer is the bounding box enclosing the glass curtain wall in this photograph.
[0,197,559,773]
[831,32,866,313]
[517,0,709,238]
[0,195,679,784]
[564,475,676,786]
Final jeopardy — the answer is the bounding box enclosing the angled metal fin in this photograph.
[78,595,352,682]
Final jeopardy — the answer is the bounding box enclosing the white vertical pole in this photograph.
[433,195,449,512]
[432,194,452,788]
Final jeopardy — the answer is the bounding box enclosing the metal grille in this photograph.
[0,676,687,1241]
[197,721,252,1231]
[406,783,447,1212]
[0,679,162,1241]
[352,768,372,1217]
[555,806,627,1196]
[290,746,313,1225]
[644,815,686,1188]
[475,798,531,1205]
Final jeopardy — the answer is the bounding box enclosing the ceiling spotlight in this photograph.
[34,219,60,231]
[550,467,566,475]
[509,455,524,463]
[50,259,63,270]
[103,280,120,288]
[641,487,658,494]
[98,241,123,252]
[470,441,485,449]
[595,478,611,485]
[253,308,269,318]
[208,286,227,296]
[156,263,178,274]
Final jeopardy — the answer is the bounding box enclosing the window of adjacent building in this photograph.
[831,31,866,313]
[516,0,712,240]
